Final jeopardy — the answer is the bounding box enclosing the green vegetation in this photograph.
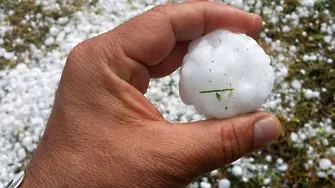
[0,0,87,69]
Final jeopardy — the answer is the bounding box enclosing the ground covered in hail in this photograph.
[0,0,334,187]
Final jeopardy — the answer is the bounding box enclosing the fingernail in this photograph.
[254,117,281,147]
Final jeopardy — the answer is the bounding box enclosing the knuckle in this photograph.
[219,119,242,164]
[151,4,169,15]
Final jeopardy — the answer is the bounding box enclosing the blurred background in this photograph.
[0,0,334,187]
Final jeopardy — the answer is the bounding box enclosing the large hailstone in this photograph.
[179,30,275,119]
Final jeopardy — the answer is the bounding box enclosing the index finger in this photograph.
[110,1,262,66]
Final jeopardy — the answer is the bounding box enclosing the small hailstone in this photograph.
[218,179,231,188]
[17,148,26,161]
[304,89,313,99]
[22,136,33,147]
[302,31,307,37]
[327,59,333,64]
[179,30,275,118]
[276,158,283,165]
[263,178,271,185]
[45,37,55,46]
[324,36,332,43]
[49,26,59,36]
[329,147,335,154]
[309,55,317,61]
[8,10,15,16]
[317,171,327,178]
[319,158,332,170]
[231,165,243,176]
[282,25,291,32]
[303,55,309,62]
[267,101,277,109]
[277,164,288,171]
[291,80,301,90]
[210,169,219,176]
[290,132,298,142]
[3,52,15,60]
[312,91,320,98]
[265,155,272,162]
[242,177,249,182]
[200,181,211,188]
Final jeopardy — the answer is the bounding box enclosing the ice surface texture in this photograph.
[179,30,275,118]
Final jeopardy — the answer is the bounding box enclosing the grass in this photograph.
[0,0,87,69]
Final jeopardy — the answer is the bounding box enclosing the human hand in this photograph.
[20,1,282,187]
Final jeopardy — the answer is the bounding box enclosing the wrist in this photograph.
[19,143,67,188]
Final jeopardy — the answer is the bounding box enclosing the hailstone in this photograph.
[179,30,275,119]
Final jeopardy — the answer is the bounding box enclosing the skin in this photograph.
[19,1,282,188]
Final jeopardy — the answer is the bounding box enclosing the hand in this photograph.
[20,1,282,187]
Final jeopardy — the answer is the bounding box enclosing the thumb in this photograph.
[171,111,282,176]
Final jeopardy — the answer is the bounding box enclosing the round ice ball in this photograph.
[179,30,275,119]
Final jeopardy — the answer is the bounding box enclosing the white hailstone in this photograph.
[265,155,272,162]
[279,67,288,77]
[329,147,335,154]
[231,165,243,176]
[242,177,249,182]
[299,133,307,141]
[260,32,266,38]
[22,136,33,147]
[290,132,298,142]
[0,48,5,57]
[301,0,315,7]
[275,6,283,12]
[319,158,332,170]
[200,181,211,188]
[270,17,279,24]
[291,80,301,90]
[302,31,307,37]
[191,183,199,188]
[231,0,244,9]
[276,158,283,165]
[45,37,55,46]
[303,55,309,62]
[17,148,26,161]
[3,52,14,60]
[267,101,277,109]
[304,89,313,99]
[263,178,271,185]
[8,10,15,16]
[58,17,69,24]
[202,177,208,182]
[210,169,219,176]
[179,30,275,119]
[49,26,59,36]
[324,36,332,43]
[218,179,231,188]
[317,171,327,178]
[309,55,317,61]
[322,138,329,146]
[277,164,288,172]
[282,25,291,32]
[250,164,256,171]
[327,59,333,64]
[312,91,320,98]
[289,45,297,52]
